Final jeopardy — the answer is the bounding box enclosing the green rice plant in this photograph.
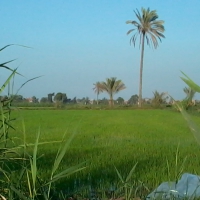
[0,118,87,199]
[115,163,148,200]
[166,144,187,184]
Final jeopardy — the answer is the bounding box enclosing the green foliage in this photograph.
[8,109,200,194]
[0,45,85,200]
[93,82,104,105]
[116,97,124,105]
[151,90,168,108]
[180,71,200,93]
[100,77,126,106]
[40,97,49,103]
[54,92,68,108]
[127,94,138,105]
[173,72,200,146]
[126,8,165,48]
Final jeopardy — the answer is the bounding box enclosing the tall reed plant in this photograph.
[0,45,86,200]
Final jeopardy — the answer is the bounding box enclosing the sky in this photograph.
[0,0,200,101]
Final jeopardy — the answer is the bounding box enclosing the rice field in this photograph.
[9,109,200,194]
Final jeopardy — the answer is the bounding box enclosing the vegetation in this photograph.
[182,87,196,110]
[93,82,103,105]
[5,109,200,196]
[126,8,165,108]
[99,77,126,106]
[1,5,200,200]
[151,90,168,107]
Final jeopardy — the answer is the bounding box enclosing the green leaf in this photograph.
[114,166,125,184]
[0,68,17,94]
[172,98,200,145]
[48,164,86,184]
[180,71,200,93]
[51,131,76,175]
[125,162,138,182]
[30,129,40,196]
[10,185,28,200]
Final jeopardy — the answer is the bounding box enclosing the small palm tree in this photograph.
[93,82,103,105]
[100,77,126,106]
[151,90,168,107]
[126,8,165,107]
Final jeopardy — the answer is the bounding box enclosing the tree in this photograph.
[40,97,48,103]
[32,96,39,103]
[93,82,103,105]
[100,77,126,106]
[116,97,124,105]
[126,8,165,107]
[128,94,139,105]
[151,90,168,107]
[54,93,67,103]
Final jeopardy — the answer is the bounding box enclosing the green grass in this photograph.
[8,109,200,195]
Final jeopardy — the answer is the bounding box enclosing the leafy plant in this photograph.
[0,45,86,200]
[114,163,149,200]
[151,90,168,108]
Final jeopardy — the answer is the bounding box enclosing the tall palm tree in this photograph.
[93,82,103,105]
[126,8,165,107]
[100,77,126,106]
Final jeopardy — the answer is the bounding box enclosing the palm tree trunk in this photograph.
[138,33,145,108]
[97,93,99,105]
[109,94,113,107]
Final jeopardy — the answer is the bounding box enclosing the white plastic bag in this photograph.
[147,173,200,200]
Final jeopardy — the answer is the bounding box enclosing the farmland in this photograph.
[9,109,200,194]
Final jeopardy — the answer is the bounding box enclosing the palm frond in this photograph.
[126,7,165,48]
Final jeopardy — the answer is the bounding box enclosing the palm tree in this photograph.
[93,82,103,105]
[126,8,165,107]
[100,77,126,106]
[151,90,168,107]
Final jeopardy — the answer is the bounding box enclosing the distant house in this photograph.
[26,98,33,103]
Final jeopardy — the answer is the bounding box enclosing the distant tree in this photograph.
[71,97,77,104]
[40,97,48,103]
[116,97,124,105]
[54,93,67,103]
[99,97,109,105]
[151,90,168,107]
[32,96,39,103]
[62,93,68,103]
[54,93,63,102]
[100,77,126,106]
[93,82,103,105]
[54,92,68,107]
[128,94,139,105]
[126,8,165,107]
[11,95,23,103]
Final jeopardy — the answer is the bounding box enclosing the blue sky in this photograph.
[0,0,200,100]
